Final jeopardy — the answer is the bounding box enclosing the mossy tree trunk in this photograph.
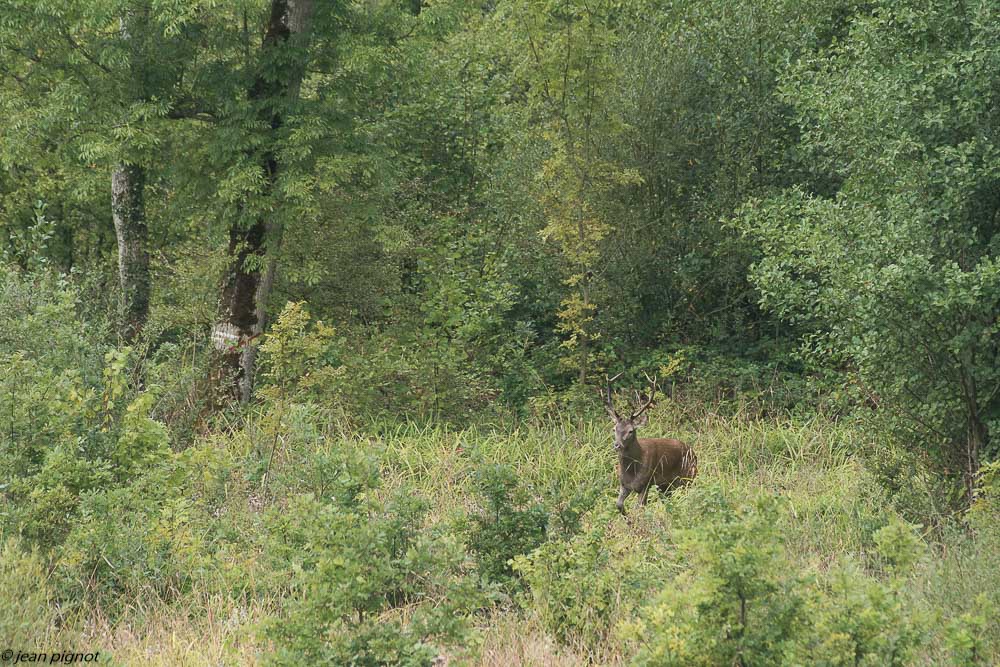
[111,162,149,343]
[213,0,313,403]
[111,7,151,344]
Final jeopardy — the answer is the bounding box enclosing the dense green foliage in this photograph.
[741,0,1000,499]
[1,0,998,664]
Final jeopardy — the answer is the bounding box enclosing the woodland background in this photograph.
[1,0,999,664]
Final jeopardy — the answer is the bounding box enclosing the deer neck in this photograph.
[618,435,644,466]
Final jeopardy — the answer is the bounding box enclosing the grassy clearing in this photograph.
[6,403,998,665]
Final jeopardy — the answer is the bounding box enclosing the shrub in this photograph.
[797,562,924,666]
[256,300,493,423]
[0,280,172,550]
[55,469,210,611]
[942,594,996,666]
[625,491,926,667]
[513,504,661,649]
[462,463,548,591]
[908,488,1000,665]
[52,439,243,615]
[7,385,171,551]
[265,463,479,665]
[266,421,379,507]
[626,488,805,667]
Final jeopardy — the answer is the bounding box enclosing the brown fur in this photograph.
[602,373,697,514]
[613,425,697,514]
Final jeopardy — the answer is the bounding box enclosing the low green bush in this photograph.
[255,300,495,424]
[462,463,548,591]
[53,453,236,614]
[907,486,1000,665]
[513,503,666,649]
[50,435,250,616]
[795,561,924,667]
[265,491,479,666]
[625,490,926,666]
[0,269,178,551]
[262,430,480,666]
[626,488,806,666]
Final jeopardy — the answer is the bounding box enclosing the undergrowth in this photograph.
[3,398,997,665]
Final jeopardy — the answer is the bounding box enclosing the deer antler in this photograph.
[602,371,624,420]
[630,372,657,420]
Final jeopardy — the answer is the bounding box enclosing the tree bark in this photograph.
[212,0,314,403]
[958,362,988,504]
[111,162,150,342]
[110,7,151,344]
[963,406,987,503]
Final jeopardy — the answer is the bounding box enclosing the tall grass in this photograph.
[6,401,997,664]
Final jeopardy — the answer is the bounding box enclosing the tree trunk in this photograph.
[111,6,150,344]
[964,410,987,503]
[111,162,150,342]
[212,0,313,403]
[958,362,987,504]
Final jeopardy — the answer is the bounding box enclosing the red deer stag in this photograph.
[602,372,697,514]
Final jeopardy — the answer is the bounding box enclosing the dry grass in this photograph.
[477,615,609,667]
[70,594,269,666]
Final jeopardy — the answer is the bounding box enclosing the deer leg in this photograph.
[616,486,631,515]
[637,484,651,507]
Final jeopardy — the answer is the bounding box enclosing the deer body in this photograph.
[616,435,697,513]
[602,372,697,514]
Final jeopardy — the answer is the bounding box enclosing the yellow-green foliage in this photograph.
[615,500,926,667]
[513,503,664,647]
[114,391,171,477]
[257,301,339,402]
[265,490,480,666]
[942,594,996,666]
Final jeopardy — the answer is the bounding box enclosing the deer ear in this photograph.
[633,412,649,427]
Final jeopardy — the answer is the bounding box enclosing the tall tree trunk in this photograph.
[111,162,150,342]
[111,6,150,343]
[212,0,313,403]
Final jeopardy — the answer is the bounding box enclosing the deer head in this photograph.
[602,372,657,451]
